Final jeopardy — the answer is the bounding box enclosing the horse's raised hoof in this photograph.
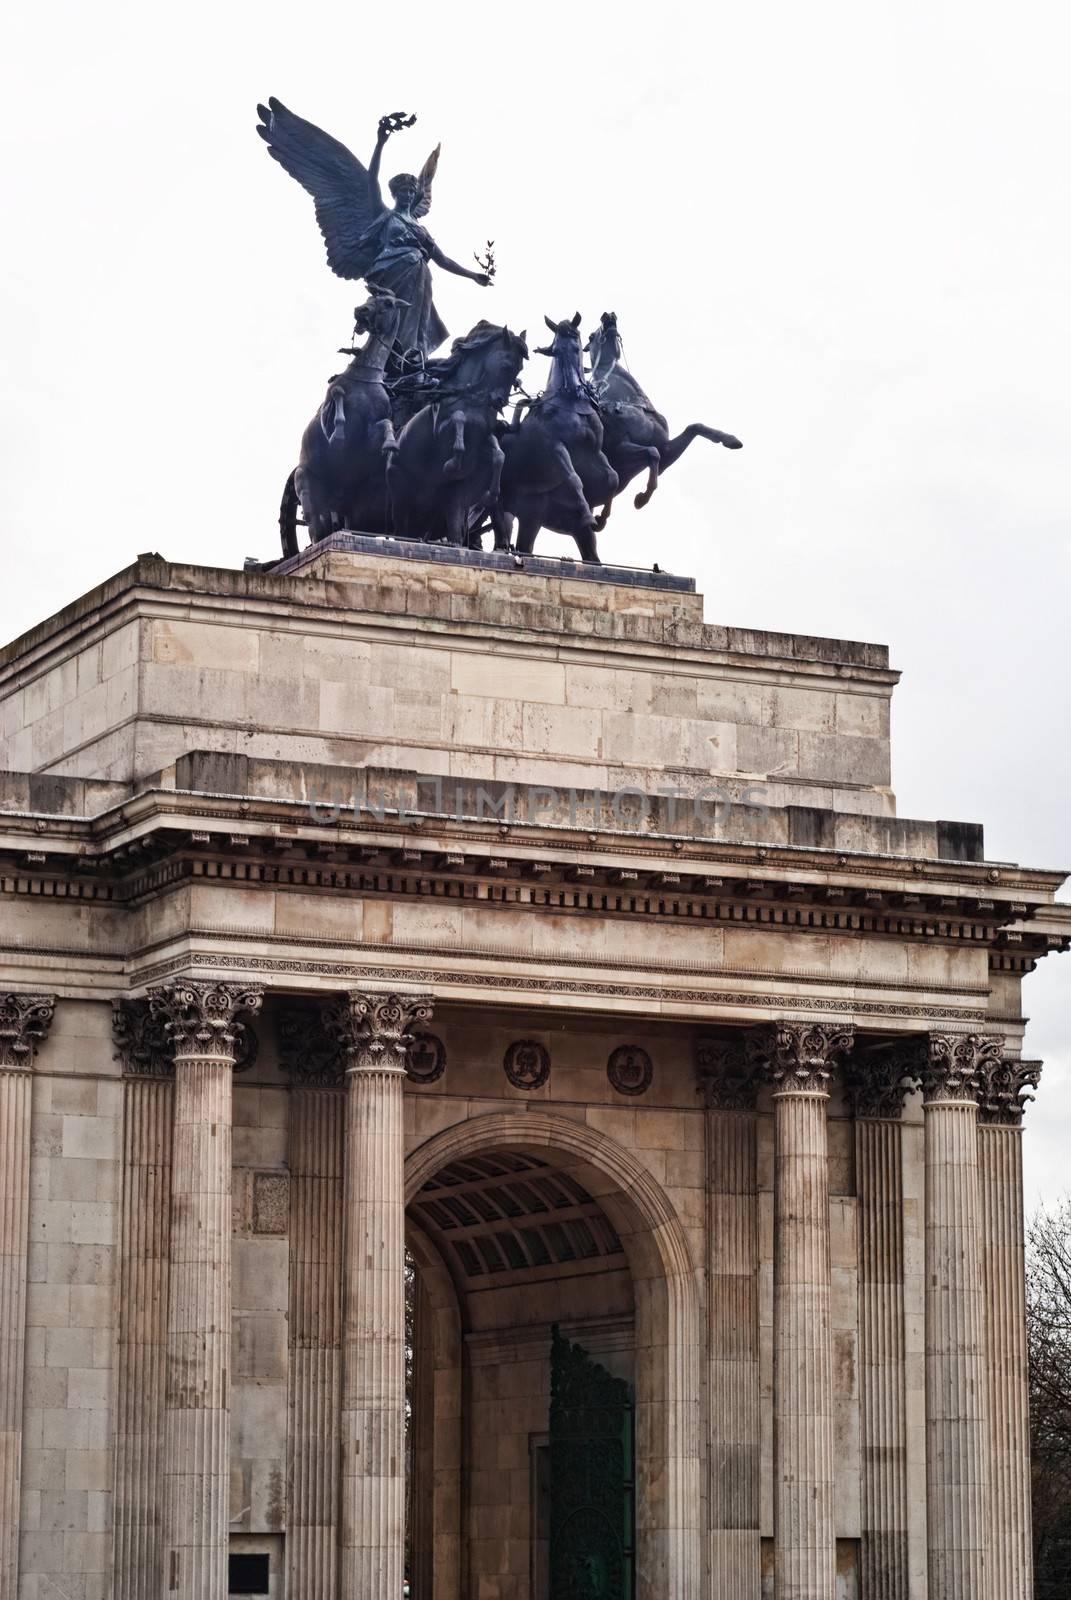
[594,511,609,532]
[634,490,653,509]
[722,435,743,449]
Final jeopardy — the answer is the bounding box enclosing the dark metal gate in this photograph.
[549,1326,635,1600]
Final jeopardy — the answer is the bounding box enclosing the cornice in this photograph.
[0,804,1064,959]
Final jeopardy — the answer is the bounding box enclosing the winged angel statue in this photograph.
[256,100,491,367]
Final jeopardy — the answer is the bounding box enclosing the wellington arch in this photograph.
[0,540,1068,1600]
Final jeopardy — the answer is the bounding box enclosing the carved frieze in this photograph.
[0,992,55,1072]
[504,1040,550,1091]
[746,1020,854,1095]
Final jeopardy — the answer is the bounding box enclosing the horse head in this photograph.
[536,312,585,396]
[437,323,529,409]
[353,285,407,348]
[586,311,621,390]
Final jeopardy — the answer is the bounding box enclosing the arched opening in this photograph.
[404,1112,701,1600]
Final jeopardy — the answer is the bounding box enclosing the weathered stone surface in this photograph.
[0,544,1065,1600]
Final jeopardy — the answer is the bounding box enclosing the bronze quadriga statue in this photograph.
[258,100,742,562]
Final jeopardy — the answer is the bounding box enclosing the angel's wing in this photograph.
[256,97,385,280]
[411,144,441,221]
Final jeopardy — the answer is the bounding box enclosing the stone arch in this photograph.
[405,1110,702,1600]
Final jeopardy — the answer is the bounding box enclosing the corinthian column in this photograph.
[750,1020,853,1600]
[150,979,263,1600]
[696,1038,761,1598]
[0,993,55,1600]
[978,1057,1039,1600]
[331,991,433,1600]
[845,1051,914,1600]
[111,1001,176,1600]
[918,1032,1000,1600]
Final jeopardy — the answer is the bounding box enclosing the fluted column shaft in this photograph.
[287,1080,345,1600]
[697,1036,761,1599]
[749,1020,851,1600]
[337,992,432,1600]
[112,1067,174,1596]
[152,980,262,1600]
[0,993,54,1600]
[0,1067,32,1600]
[921,1035,996,1600]
[978,1059,1039,1600]
[855,1116,909,1598]
[774,1085,837,1599]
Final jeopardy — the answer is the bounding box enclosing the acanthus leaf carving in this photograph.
[978,1057,1042,1125]
[112,998,174,1079]
[278,1004,345,1087]
[745,1019,854,1095]
[918,1032,1004,1105]
[325,991,435,1076]
[0,992,56,1072]
[694,1037,758,1111]
[843,1038,923,1119]
[147,979,263,1065]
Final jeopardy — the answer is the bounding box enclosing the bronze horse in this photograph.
[387,322,528,547]
[586,311,741,525]
[283,288,403,548]
[495,313,619,562]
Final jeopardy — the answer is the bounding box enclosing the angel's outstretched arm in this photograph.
[430,242,491,285]
[367,123,390,211]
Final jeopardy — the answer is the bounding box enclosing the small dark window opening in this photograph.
[229,1553,270,1594]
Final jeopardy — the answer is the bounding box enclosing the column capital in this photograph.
[746,1019,854,1096]
[328,991,435,1077]
[918,1032,1004,1106]
[279,1003,345,1087]
[843,1042,917,1119]
[695,1036,759,1111]
[0,992,56,1073]
[112,998,174,1079]
[977,1057,1041,1126]
[147,979,262,1066]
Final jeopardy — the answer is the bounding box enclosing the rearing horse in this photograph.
[586,311,741,526]
[496,312,619,563]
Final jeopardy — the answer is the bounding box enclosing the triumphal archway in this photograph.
[1,538,1067,1600]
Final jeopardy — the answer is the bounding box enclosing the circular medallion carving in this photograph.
[607,1044,652,1097]
[408,1033,447,1084]
[504,1039,550,1090]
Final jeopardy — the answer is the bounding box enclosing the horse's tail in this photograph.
[320,386,346,446]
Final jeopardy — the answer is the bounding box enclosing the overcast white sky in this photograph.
[2,0,1068,1205]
